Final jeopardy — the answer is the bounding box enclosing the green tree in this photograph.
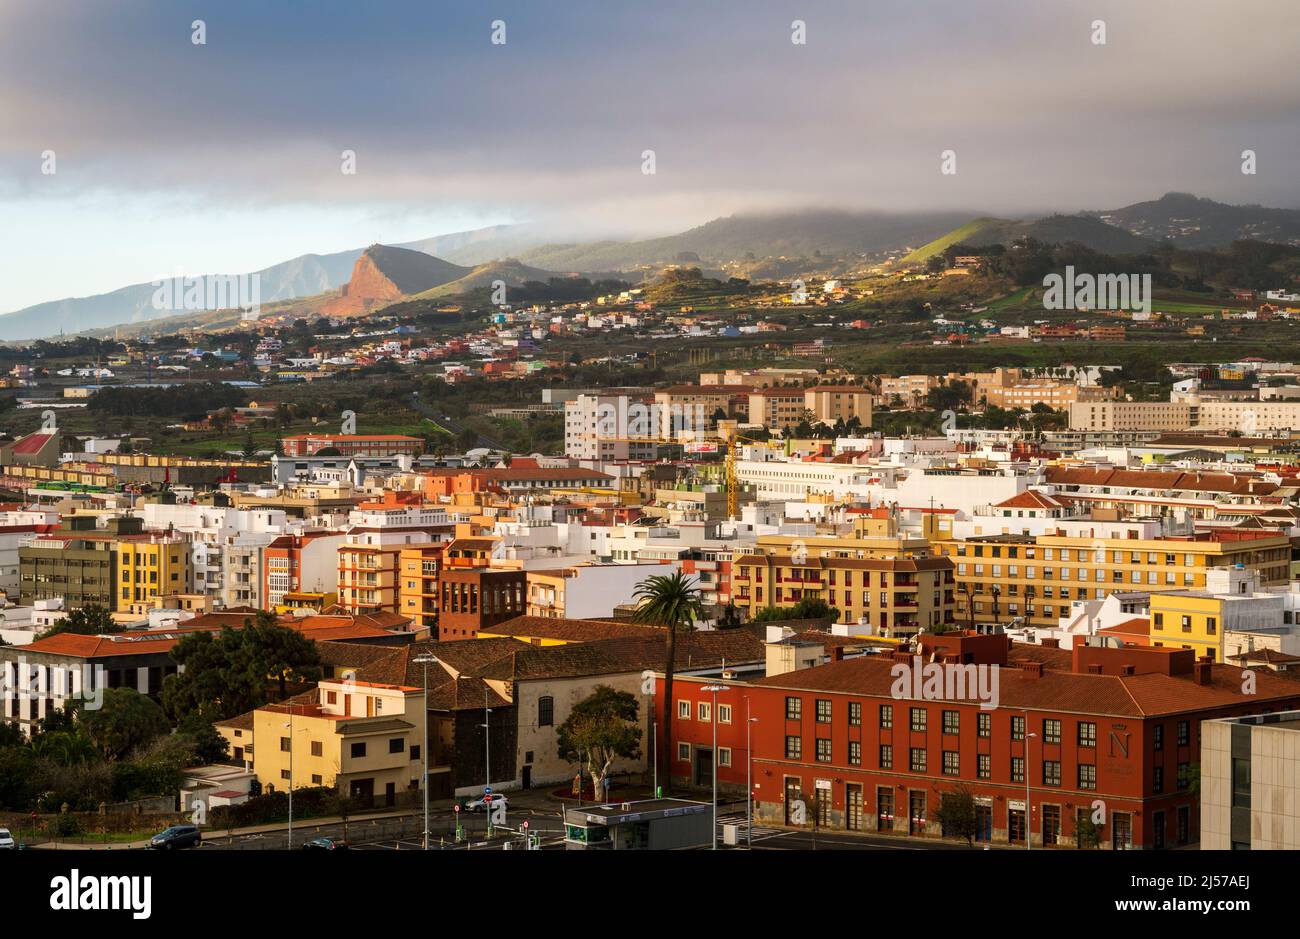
[934,785,979,846]
[177,711,231,764]
[39,604,119,639]
[632,571,704,797]
[79,688,170,760]
[556,685,642,802]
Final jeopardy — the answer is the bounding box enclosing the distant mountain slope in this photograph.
[1094,192,1300,248]
[899,217,1004,265]
[410,259,560,300]
[324,245,470,316]
[0,225,528,342]
[518,210,978,271]
[962,214,1155,254]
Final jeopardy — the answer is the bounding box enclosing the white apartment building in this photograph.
[564,394,660,461]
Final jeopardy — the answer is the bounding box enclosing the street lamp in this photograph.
[412,653,439,851]
[701,683,730,849]
[1025,727,1038,851]
[283,712,295,850]
[480,687,493,833]
[746,700,758,849]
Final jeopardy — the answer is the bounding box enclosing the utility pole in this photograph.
[412,654,438,850]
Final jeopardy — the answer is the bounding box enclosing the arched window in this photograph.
[538,696,554,727]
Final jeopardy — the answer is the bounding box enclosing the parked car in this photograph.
[465,793,508,813]
[148,824,202,850]
[301,836,350,851]
[0,828,14,850]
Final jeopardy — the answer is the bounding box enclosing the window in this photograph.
[942,711,959,735]
[910,748,927,772]
[1176,721,1190,746]
[879,744,893,769]
[350,742,367,759]
[849,741,861,765]
[785,736,802,759]
[1043,760,1061,786]
[310,741,322,757]
[1177,762,1190,790]
[698,702,711,722]
[411,745,421,762]
[1011,757,1024,784]
[786,697,802,720]
[389,738,404,754]
[942,751,959,776]
[1011,715,1025,741]
[816,699,832,723]
[719,748,732,767]
[281,769,291,780]
[816,738,832,763]
[678,742,690,761]
[718,704,732,724]
[1078,722,1097,748]
[1153,766,1163,793]
[538,696,554,727]
[849,702,862,726]
[910,707,928,732]
[311,774,322,785]
[977,753,991,779]
[1043,719,1061,745]
[678,700,691,719]
[977,713,991,738]
[1078,763,1097,790]
[880,704,893,729]
[1153,725,1163,751]
[280,736,290,752]
[1231,758,1250,808]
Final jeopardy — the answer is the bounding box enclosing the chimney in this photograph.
[1195,659,1212,685]
[831,646,845,663]
[1022,661,1044,678]
[1087,664,1103,675]
[1120,664,1136,676]
[1040,637,1060,649]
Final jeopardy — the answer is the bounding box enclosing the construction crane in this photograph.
[581,428,770,519]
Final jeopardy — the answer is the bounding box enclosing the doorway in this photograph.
[846,783,864,831]
[695,748,713,788]
[784,777,803,825]
[908,791,926,835]
[876,788,894,832]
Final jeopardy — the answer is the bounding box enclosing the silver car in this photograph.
[0,828,15,850]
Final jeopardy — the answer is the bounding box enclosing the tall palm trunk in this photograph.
[661,626,677,797]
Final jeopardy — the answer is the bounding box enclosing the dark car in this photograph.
[302,836,350,851]
[149,824,202,850]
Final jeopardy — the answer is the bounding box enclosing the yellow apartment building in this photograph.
[117,534,193,614]
[934,531,1290,629]
[731,533,955,638]
[398,545,444,635]
[238,678,426,808]
[803,386,874,426]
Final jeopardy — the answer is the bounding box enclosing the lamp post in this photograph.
[412,653,439,851]
[1025,728,1038,851]
[701,683,730,849]
[284,712,294,850]
[481,688,492,834]
[747,699,758,849]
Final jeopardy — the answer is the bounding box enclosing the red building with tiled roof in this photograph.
[655,631,1300,849]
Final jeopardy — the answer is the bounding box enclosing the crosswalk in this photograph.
[714,813,790,843]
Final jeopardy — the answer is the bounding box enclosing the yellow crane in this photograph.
[582,428,769,519]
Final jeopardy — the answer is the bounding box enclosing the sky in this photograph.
[1,0,1298,313]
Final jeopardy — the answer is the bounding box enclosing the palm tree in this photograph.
[633,571,704,797]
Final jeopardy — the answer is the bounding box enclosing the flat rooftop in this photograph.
[565,798,710,825]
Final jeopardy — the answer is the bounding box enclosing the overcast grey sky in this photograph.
[1,0,1297,312]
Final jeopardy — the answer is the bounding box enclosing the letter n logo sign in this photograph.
[1108,731,1129,759]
